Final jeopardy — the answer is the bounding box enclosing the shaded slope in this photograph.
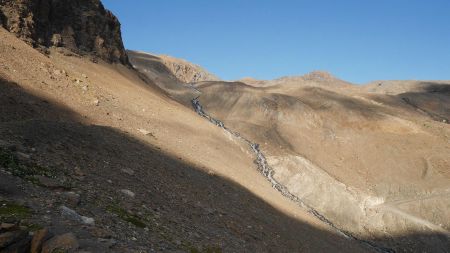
[189,77,450,252]
[0,77,371,252]
[0,27,370,252]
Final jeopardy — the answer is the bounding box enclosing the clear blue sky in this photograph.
[102,0,450,84]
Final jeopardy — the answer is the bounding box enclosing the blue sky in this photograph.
[102,0,450,84]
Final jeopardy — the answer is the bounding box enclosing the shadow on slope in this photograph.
[399,82,450,123]
[370,82,450,124]
[0,78,448,252]
[127,50,175,77]
[0,78,361,252]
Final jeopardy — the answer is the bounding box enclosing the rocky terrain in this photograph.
[181,77,450,252]
[1,1,449,253]
[0,0,128,64]
[0,1,368,252]
[128,50,220,84]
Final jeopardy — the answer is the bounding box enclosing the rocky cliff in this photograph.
[0,0,128,64]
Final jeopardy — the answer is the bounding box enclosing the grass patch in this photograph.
[0,200,32,222]
[0,148,56,179]
[107,205,147,228]
[189,247,223,253]
[23,222,44,232]
[50,249,67,253]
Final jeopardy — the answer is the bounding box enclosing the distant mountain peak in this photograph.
[302,71,337,81]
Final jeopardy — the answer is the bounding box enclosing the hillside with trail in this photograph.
[0,1,449,252]
[130,55,450,252]
[0,1,368,252]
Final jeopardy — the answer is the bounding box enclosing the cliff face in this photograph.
[0,0,128,64]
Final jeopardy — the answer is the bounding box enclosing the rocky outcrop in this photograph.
[158,54,220,83]
[0,0,128,64]
[128,50,220,83]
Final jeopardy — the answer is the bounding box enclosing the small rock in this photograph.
[137,128,151,136]
[62,192,81,207]
[51,34,62,47]
[0,223,17,231]
[73,167,85,177]
[82,74,88,79]
[30,228,51,253]
[60,206,95,225]
[15,152,30,159]
[106,180,112,184]
[34,176,65,190]
[121,168,134,176]
[93,99,99,106]
[53,69,64,76]
[82,85,89,91]
[120,189,135,198]
[88,227,112,239]
[81,216,95,226]
[41,233,79,253]
[97,238,117,248]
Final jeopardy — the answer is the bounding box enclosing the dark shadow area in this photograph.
[0,77,449,252]
[298,87,386,120]
[127,50,175,77]
[371,82,450,124]
[127,50,202,106]
[421,82,450,93]
[0,9,6,27]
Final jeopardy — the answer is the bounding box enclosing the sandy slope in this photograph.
[155,69,450,252]
[127,42,450,251]
[0,28,370,252]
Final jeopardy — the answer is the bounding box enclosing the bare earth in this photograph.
[129,52,450,252]
[0,27,372,252]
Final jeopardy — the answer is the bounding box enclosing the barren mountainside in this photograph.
[0,1,449,253]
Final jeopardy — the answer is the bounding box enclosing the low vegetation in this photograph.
[0,147,57,180]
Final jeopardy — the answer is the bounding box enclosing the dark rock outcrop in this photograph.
[0,0,128,64]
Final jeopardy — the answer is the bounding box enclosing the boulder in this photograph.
[41,233,79,253]
[60,206,95,226]
[30,228,51,253]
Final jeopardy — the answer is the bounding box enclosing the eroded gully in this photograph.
[191,97,394,253]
